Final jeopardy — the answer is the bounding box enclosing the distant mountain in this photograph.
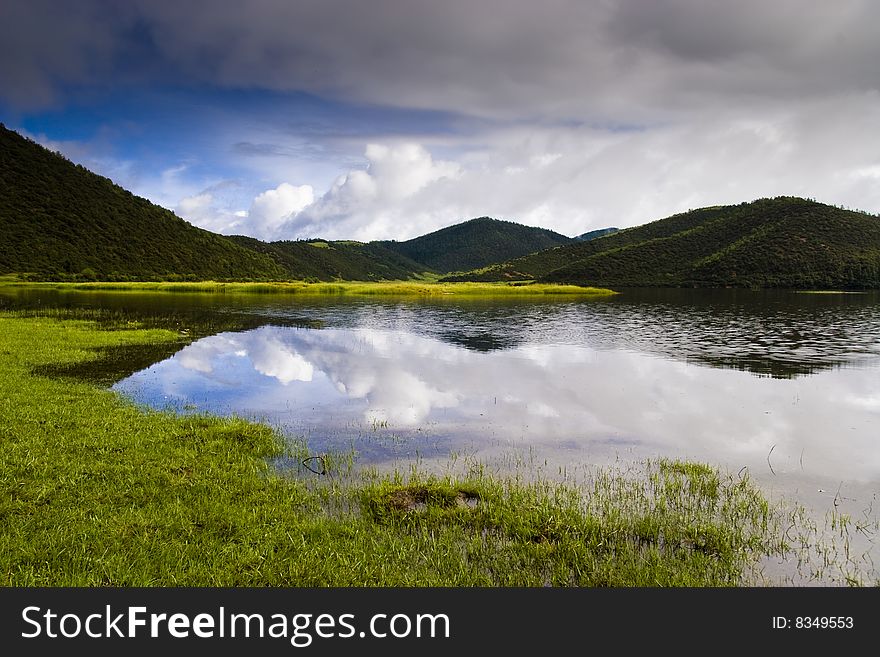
[444,197,880,289]
[0,125,284,281]
[377,216,572,273]
[232,215,567,279]
[574,227,619,241]
[228,236,432,281]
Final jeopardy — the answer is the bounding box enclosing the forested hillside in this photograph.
[378,216,572,273]
[445,198,880,289]
[0,125,284,281]
[228,236,432,281]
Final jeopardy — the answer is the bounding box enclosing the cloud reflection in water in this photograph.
[114,324,880,485]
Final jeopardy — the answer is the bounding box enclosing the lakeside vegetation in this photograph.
[0,280,618,297]
[2,309,858,586]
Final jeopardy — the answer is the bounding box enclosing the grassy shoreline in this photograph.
[0,309,855,586]
[0,280,617,297]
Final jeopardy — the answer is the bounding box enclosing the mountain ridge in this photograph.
[574,227,619,241]
[444,197,880,289]
[376,216,573,273]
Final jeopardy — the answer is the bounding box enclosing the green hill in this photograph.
[377,216,572,273]
[445,198,880,289]
[0,124,285,281]
[574,227,619,241]
[228,236,433,281]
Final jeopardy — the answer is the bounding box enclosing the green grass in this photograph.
[1,280,618,297]
[794,290,867,295]
[356,460,783,586]
[0,310,862,585]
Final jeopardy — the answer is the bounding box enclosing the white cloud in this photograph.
[176,192,213,220]
[173,331,314,384]
[157,90,880,243]
[363,143,460,200]
[175,334,242,374]
[279,142,461,240]
[246,334,314,384]
[249,93,879,241]
[176,181,313,238]
[247,182,314,239]
[175,191,245,234]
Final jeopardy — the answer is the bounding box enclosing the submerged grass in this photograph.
[356,460,784,586]
[0,310,863,585]
[1,280,617,297]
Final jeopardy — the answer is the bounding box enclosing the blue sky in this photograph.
[10,85,465,209]
[3,1,880,241]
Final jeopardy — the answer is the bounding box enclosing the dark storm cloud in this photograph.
[0,1,119,108]
[606,1,880,101]
[4,0,879,118]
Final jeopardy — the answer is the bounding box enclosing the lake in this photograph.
[5,286,880,577]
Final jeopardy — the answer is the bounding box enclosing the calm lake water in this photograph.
[5,286,880,575]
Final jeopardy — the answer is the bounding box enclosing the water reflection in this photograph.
[114,324,880,485]
[6,287,879,379]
